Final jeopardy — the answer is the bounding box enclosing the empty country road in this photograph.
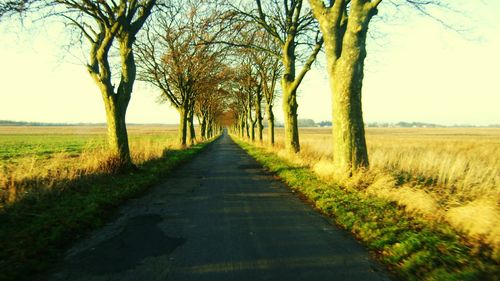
[49,132,392,281]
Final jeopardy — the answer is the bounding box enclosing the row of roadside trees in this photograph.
[1,0,455,177]
[224,0,452,176]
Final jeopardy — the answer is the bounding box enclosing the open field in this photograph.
[252,127,500,261]
[281,128,500,201]
[0,125,213,281]
[0,125,178,161]
[0,125,181,160]
[0,125,183,205]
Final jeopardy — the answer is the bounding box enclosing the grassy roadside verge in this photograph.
[0,137,217,281]
[233,137,499,281]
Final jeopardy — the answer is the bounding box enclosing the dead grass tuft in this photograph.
[446,197,500,262]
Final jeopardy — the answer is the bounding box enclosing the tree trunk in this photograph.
[188,109,196,145]
[96,42,135,171]
[330,61,369,172]
[266,103,275,146]
[245,110,251,139]
[177,107,188,147]
[250,109,256,142]
[256,92,263,142]
[310,0,374,172]
[240,114,245,138]
[208,117,214,138]
[282,82,300,152]
[246,98,255,141]
[204,113,209,139]
[81,2,154,173]
[199,113,207,141]
[103,95,131,168]
[282,39,300,153]
[251,121,256,141]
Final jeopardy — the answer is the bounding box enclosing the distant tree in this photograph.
[241,58,262,142]
[397,122,412,128]
[298,119,316,127]
[318,120,332,127]
[233,86,249,138]
[195,66,233,140]
[235,60,261,141]
[250,31,282,145]
[255,80,264,142]
[227,62,259,140]
[235,0,323,153]
[193,2,281,145]
[136,2,227,146]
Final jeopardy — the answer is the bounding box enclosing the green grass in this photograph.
[0,133,174,162]
[0,134,105,161]
[234,137,499,281]
[0,137,215,281]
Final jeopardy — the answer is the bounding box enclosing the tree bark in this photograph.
[103,93,131,167]
[282,83,300,152]
[90,3,154,171]
[309,0,378,172]
[95,41,136,170]
[188,108,196,145]
[266,103,275,146]
[281,37,300,153]
[200,113,207,140]
[331,62,369,171]
[252,0,322,153]
[245,109,251,139]
[250,116,256,142]
[207,116,214,138]
[256,89,264,142]
[177,107,188,147]
[240,113,246,138]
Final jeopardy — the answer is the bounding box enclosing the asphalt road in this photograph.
[50,132,392,281]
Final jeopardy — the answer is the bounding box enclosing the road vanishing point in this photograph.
[50,132,392,281]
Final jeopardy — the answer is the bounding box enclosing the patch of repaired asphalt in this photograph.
[69,214,185,274]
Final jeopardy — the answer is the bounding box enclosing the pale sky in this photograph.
[0,1,499,126]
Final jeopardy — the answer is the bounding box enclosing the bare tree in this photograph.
[195,65,232,140]
[249,31,282,145]
[237,0,323,153]
[308,0,459,174]
[308,0,374,173]
[136,2,226,146]
[2,0,156,171]
[229,73,250,139]
[241,59,261,142]
[80,1,155,169]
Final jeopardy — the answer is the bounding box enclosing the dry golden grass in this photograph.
[252,127,500,257]
[0,125,185,205]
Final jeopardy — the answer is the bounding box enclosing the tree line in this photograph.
[1,0,453,176]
